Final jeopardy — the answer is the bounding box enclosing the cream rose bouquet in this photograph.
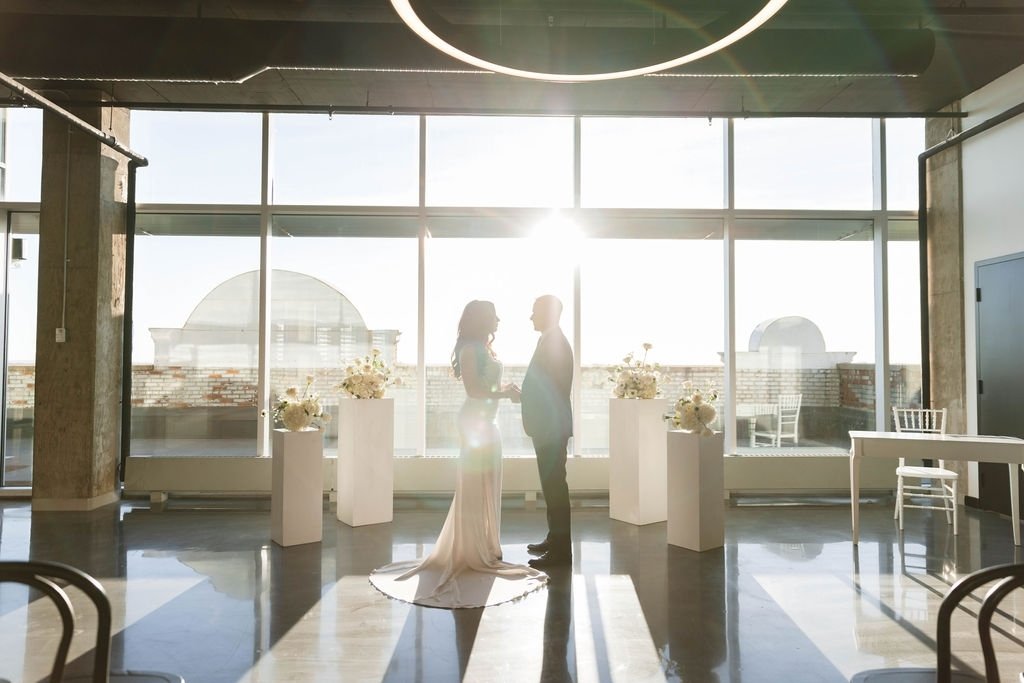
[272,375,330,431]
[609,343,661,399]
[338,349,396,399]
[666,382,719,436]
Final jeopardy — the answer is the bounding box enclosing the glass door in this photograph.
[4,212,39,486]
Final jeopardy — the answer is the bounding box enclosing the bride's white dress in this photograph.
[369,345,547,608]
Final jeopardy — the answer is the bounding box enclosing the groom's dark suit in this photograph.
[521,327,574,554]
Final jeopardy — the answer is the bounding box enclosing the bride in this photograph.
[369,300,548,608]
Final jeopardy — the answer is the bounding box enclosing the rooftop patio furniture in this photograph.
[752,393,802,447]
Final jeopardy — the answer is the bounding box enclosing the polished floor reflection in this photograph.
[2,496,1024,682]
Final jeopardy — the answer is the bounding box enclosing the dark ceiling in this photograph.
[2,0,1024,116]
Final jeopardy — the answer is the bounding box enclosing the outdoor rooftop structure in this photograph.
[149,269,400,368]
[734,315,856,369]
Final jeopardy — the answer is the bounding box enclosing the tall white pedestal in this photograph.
[609,397,669,525]
[337,398,394,527]
[667,430,725,551]
[271,428,324,547]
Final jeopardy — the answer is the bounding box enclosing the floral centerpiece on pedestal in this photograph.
[609,343,661,399]
[273,375,330,431]
[666,382,719,436]
[338,349,397,399]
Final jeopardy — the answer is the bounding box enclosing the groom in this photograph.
[521,295,574,569]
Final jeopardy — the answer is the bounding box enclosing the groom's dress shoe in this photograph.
[528,550,571,569]
[526,540,550,555]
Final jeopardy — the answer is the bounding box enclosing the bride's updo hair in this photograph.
[451,300,497,378]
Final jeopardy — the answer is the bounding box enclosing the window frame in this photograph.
[0,111,924,493]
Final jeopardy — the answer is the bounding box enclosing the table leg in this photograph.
[1009,462,1020,546]
[850,445,861,545]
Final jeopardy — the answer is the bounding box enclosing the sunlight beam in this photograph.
[242,575,410,682]
[531,213,583,257]
[594,574,665,682]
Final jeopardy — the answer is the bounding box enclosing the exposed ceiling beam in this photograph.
[0,13,936,81]
[2,2,1023,115]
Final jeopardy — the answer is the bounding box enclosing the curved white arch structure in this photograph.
[390,0,789,83]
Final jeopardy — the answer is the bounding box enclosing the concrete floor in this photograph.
[1,496,1024,682]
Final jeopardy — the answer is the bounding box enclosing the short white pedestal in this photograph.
[667,430,725,552]
[271,428,324,547]
[609,397,669,525]
[337,398,394,527]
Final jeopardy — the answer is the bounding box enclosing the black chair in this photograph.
[851,562,1024,683]
[0,560,184,683]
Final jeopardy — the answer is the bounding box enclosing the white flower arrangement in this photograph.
[666,382,720,436]
[338,349,396,399]
[609,343,661,399]
[273,375,330,431]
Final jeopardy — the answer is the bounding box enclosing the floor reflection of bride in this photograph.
[369,300,547,608]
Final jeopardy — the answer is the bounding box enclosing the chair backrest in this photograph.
[777,394,802,436]
[778,394,801,416]
[893,407,947,434]
[0,560,112,682]
[937,562,1024,683]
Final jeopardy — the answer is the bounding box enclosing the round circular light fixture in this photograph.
[390,0,789,83]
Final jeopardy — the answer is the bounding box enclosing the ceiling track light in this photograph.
[390,0,790,83]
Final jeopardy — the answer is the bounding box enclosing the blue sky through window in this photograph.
[2,110,925,366]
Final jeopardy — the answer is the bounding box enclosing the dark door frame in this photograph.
[971,250,1024,512]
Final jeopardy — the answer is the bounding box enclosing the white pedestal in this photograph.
[609,397,670,525]
[271,428,324,547]
[667,430,725,552]
[337,398,394,527]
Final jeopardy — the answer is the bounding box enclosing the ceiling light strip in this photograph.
[390,0,789,82]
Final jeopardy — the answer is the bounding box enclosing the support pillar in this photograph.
[925,105,966,434]
[32,94,129,510]
[925,104,967,489]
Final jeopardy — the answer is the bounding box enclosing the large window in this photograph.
[269,221,419,455]
[735,118,874,210]
[425,116,574,207]
[733,220,876,452]
[1,108,43,202]
[2,111,929,473]
[132,111,262,204]
[271,114,419,206]
[581,118,725,208]
[130,215,261,456]
[579,233,724,454]
[885,118,927,211]
[888,220,923,415]
[424,233,574,455]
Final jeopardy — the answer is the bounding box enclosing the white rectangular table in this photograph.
[849,430,1024,545]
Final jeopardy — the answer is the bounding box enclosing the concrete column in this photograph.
[925,105,966,436]
[925,104,969,488]
[32,94,129,510]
